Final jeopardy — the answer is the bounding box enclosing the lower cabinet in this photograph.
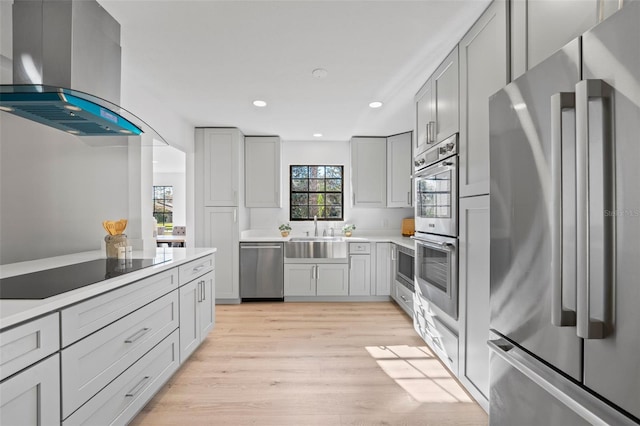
[458,195,490,409]
[374,243,392,296]
[392,281,414,316]
[349,255,371,296]
[284,263,349,296]
[179,271,215,362]
[0,354,60,426]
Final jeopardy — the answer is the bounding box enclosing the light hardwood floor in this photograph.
[131,302,488,426]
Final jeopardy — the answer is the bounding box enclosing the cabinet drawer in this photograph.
[0,313,59,381]
[61,291,179,418]
[426,316,459,375]
[61,268,178,346]
[63,330,180,426]
[178,255,215,286]
[393,282,414,316]
[349,242,370,254]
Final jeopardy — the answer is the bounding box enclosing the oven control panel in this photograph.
[414,133,457,171]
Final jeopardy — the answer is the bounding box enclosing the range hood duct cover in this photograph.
[1,0,160,140]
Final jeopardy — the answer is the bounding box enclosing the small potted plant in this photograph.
[342,223,356,237]
[278,223,292,237]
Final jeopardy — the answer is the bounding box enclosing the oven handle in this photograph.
[411,236,456,251]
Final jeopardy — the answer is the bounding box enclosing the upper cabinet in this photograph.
[511,0,625,79]
[386,132,413,208]
[351,137,387,207]
[195,128,243,207]
[459,0,509,197]
[415,46,459,155]
[245,136,281,208]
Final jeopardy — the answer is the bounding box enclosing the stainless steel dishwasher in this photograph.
[240,242,284,301]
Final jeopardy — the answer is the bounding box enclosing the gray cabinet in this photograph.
[196,128,242,207]
[245,136,281,208]
[458,195,490,410]
[284,263,349,296]
[459,0,509,197]
[374,242,392,296]
[349,254,371,296]
[511,0,624,79]
[350,137,387,207]
[202,207,239,302]
[386,132,413,208]
[415,47,459,154]
[0,354,60,426]
[179,270,215,362]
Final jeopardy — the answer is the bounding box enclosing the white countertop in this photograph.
[0,247,216,330]
[240,230,415,250]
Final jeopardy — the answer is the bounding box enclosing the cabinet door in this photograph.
[375,243,392,296]
[458,195,490,406]
[349,255,371,296]
[197,128,241,206]
[511,0,622,79]
[245,136,281,208]
[0,354,60,426]
[386,132,413,208]
[350,137,387,207]
[179,279,200,362]
[203,207,239,301]
[415,79,434,154]
[284,264,316,296]
[317,264,349,296]
[199,271,215,340]
[459,0,508,197]
[433,46,459,143]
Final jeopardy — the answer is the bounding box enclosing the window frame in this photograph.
[152,185,173,227]
[289,165,344,221]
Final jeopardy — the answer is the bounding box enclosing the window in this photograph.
[153,186,173,228]
[290,165,343,221]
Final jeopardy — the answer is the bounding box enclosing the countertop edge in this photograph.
[0,247,217,331]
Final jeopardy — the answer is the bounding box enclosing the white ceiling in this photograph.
[99,0,491,143]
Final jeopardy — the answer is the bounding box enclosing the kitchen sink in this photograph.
[284,237,348,260]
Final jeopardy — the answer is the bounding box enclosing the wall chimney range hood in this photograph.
[0,0,164,142]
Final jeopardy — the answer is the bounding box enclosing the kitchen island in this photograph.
[0,247,216,425]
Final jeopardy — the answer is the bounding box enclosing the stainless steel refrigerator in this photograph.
[488,3,640,424]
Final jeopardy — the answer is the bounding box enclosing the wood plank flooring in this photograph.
[131,302,488,426]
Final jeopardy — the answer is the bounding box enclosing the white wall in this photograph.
[0,113,130,264]
[249,139,413,235]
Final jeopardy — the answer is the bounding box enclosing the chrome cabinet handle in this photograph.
[125,376,151,398]
[550,92,577,327]
[192,265,205,273]
[202,280,206,301]
[125,327,151,344]
[316,266,320,280]
[441,161,453,167]
[391,247,396,261]
[575,79,613,340]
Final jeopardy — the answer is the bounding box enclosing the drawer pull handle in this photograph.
[400,295,408,302]
[125,376,151,398]
[192,265,206,273]
[125,327,151,344]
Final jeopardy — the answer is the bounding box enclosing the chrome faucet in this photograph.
[314,215,318,236]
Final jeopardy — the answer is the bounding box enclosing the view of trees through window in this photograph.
[153,186,173,228]
[290,165,343,221]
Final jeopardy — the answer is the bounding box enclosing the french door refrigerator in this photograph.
[488,3,640,425]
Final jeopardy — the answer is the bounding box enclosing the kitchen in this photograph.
[1,0,639,425]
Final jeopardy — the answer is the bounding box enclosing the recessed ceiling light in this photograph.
[253,100,267,107]
[369,101,383,109]
[312,68,328,79]
[313,133,323,138]
[0,106,14,112]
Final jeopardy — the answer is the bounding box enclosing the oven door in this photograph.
[415,156,457,236]
[414,233,458,319]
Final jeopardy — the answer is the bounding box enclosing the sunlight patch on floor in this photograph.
[365,345,472,404]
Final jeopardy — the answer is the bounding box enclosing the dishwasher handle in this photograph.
[241,245,283,249]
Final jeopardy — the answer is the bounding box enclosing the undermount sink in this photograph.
[285,237,348,260]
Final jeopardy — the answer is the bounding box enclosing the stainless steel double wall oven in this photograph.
[413,133,459,319]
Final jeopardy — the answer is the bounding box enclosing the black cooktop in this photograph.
[0,257,171,300]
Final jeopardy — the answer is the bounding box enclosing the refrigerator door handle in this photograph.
[488,337,638,425]
[550,92,577,327]
[575,79,613,340]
